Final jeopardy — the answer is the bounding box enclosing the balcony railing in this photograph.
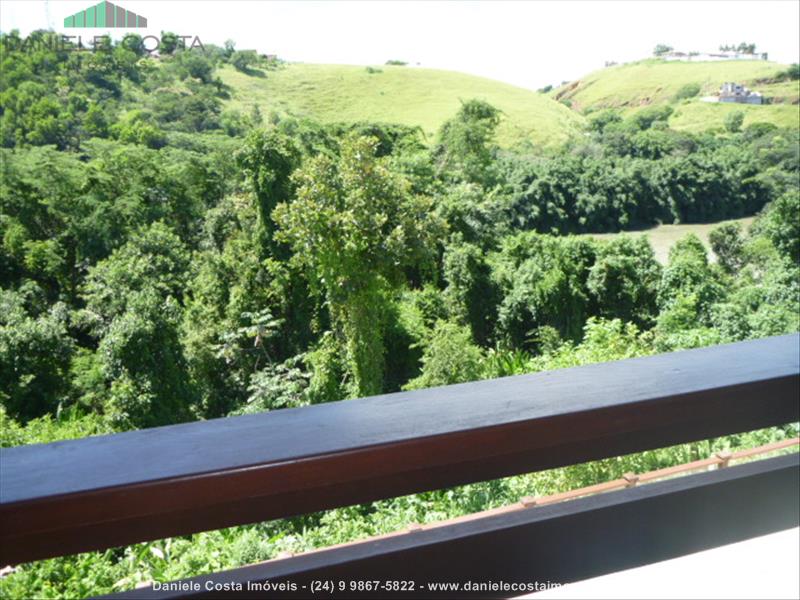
[1,334,798,597]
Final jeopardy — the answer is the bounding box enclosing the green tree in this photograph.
[435,99,501,185]
[97,291,194,428]
[120,33,145,57]
[160,31,180,55]
[110,111,166,148]
[588,109,622,133]
[751,191,799,263]
[709,222,745,273]
[230,50,258,73]
[494,234,595,348]
[83,103,109,138]
[443,242,498,345]
[725,111,744,133]
[0,290,74,421]
[587,236,662,327]
[79,224,195,427]
[82,222,190,324]
[674,83,701,101]
[403,322,484,390]
[274,135,444,397]
[236,128,300,252]
[658,234,725,323]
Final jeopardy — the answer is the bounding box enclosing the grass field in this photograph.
[219,64,586,148]
[757,79,800,103]
[668,101,800,132]
[583,217,756,264]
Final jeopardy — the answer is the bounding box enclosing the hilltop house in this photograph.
[719,82,763,105]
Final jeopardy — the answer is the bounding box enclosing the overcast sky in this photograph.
[2,0,799,90]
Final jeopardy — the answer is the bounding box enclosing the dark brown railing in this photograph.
[1,334,798,598]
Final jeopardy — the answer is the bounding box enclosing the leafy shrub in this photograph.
[0,294,74,421]
[404,322,484,390]
[230,50,259,73]
[630,105,674,130]
[674,82,701,101]
[751,191,800,263]
[776,63,800,81]
[725,110,745,133]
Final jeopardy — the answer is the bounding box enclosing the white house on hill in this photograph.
[719,82,763,105]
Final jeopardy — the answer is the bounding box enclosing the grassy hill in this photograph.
[668,102,799,132]
[219,63,586,148]
[552,59,799,131]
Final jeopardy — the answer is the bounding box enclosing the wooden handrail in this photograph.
[109,453,800,599]
[1,333,798,565]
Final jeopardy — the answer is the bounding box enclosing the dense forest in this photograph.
[1,32,798,597]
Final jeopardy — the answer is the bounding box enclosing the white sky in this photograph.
[2,0,799,91]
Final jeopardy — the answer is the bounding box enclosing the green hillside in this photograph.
[669,101,799,132]
[219,63,586,147]
[553,59,799,131]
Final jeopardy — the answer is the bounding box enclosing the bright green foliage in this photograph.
[493,233,595,348]
[587,236,661,327]
[658,234,725,321]
[110,111,166,148]
[433,183,506,248]
[725,110,745,134]
[709,222,746,273]
[274,135,444,397]
[751,191,800,263]
[0,406,112,447]
[709,242,800,343]
[230,50,259,73]
[434,99,501,185]
[529,317,653,371]
[94,291,194,429]
[84,103,109,138]
[77,224,194,427]
[236,128,300,251]
[305,331,349,404]
[404,322,484,390]
[82,223,190,324]
[630,105,674,131]
[673,83,701,101]
[0,289,73,421]
[588,109,622,133]
[233,356,310,414]
[443,242,498,344]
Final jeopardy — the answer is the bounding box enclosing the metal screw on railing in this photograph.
[715,451,733,468]
[623,473,639,487]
